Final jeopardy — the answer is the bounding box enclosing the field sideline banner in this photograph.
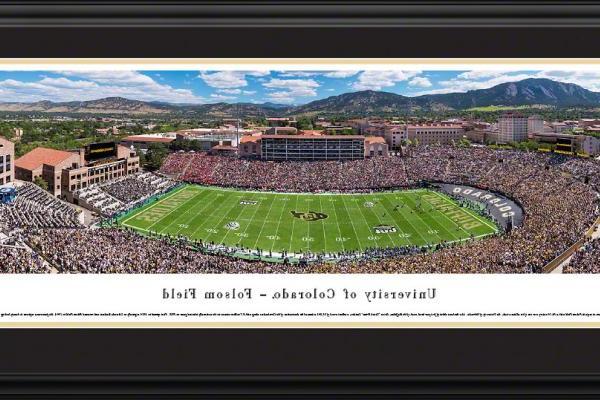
[1,274,600,326]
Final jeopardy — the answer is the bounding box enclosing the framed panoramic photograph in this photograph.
[3,1,600,398]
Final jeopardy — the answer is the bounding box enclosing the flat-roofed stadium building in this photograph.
[0,137,14,186]
[260,135,365,161]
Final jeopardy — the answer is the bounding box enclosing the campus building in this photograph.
[238,134,262,158]
[384,125,407,150]
[364,136,389,157]
[498,113,528,143]
[0,137,14,186]
[384,124,465,147]
[15,143,140,199]
[406,124,464,145]
[527,115,544,136]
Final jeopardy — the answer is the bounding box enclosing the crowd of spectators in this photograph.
[565,237,600,273]
[102,172,176,204]
[0,146,597,273]
[0,245,50,273]
[0,233,50,273]
[160,152,411,192]
[159,151,194,177]
[2,145,595,273]
[25,228,275,273]
[0,183,82,232]
[73,172,177,217]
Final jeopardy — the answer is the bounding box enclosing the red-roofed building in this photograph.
[364,136,389,157]
[239,134,262,158]
[16,144,140,198]
[15,148,81,196]
[209,144,238,156]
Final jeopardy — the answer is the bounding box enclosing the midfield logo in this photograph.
[374,225,397,234]
[291,211,328,222]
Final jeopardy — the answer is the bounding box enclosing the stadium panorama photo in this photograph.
[0,65,599,274]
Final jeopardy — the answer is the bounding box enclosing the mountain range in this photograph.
[0,78,598,117]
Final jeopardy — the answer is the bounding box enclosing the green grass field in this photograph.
[117,185,498,258]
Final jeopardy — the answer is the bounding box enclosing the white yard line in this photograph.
[356,194,396,247]
[328,196,346,252]
[287,195,300,254]
[157,188,211,235]
[220,192,262,246]
[143,189,206,233]
[394,193,430,246]
[251,194,278,250]
[205,192,257,245]
[340,196,364,252]
[269,196,290,253]
[166,189,229,237]
[318,196,329,253]
[182,189,234,240]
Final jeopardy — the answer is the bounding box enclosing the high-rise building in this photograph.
[527,115,544,135]
[498,113,528,143]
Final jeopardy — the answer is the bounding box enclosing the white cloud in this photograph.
[264,92,295,104]
[263,78,320,102]
[456,70,511,80]
[210,93,236,101]
[243,90,256,95]
[200,71,247,88]
[60,70,157,87]
[416,70,600,95]
[199,71,269,89]
[536,70,600,91]
[408,77,432,88]
[351,70,421,91]
[413,73,534,95]
[0,72,205,104]
[278,71,320,78]
[323,70,359,78]
[277,70,358,78]
[38,77,98,89]
[218,88,241,94]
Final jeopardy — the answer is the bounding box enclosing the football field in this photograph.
[118,184,498,257]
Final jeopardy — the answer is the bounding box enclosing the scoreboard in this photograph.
[85,142,117,162]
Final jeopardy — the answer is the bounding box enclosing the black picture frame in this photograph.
[2,1,600,398]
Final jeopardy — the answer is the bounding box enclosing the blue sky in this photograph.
[0,69,597,105]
